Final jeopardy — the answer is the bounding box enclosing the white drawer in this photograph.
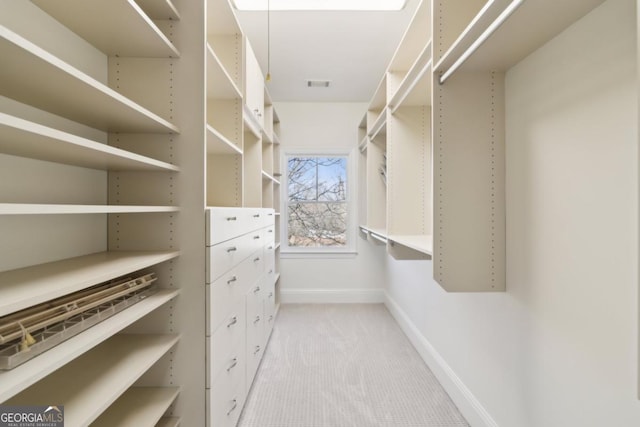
[206,230,264,283]
[208,251,264,334]
[210,301,246,384]
[246,336,264,391]
[206,207,249,246]
[262,209,276,227]
[207,359,246,427]
[206,207,270,246]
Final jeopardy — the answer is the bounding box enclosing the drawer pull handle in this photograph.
[253,235,261,240]
[268,229,274,233]
[227,247,237,253]
[268,246,274,250]
[227,399,238,416]
[254,315,260,324]
[254,345,261,355]
[254,286,261,293]
[269,315,274,321]
[254,257,260,262]
[269,292,273,298]
[227,358,238,372]
[227,276,237,285]
[269,269,274,274]
[253,214,260,218]
[226,216,237,221]
[227,316,238,328]
[268,213,274,216]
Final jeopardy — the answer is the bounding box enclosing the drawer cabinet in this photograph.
[206,207,277,427]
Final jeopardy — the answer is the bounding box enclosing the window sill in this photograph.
[280,251,358,259]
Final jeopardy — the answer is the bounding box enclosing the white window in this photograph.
[283,151,356,254]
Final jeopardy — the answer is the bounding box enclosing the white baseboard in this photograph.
[280,288,385,304]
[384,292,499,427]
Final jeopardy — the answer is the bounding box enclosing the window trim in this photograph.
[281,148,357,254]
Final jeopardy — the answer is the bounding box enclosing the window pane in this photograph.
[287,157,317,202]
[287,156,347,202]
[287,202,347,247]
[316,157,347,202]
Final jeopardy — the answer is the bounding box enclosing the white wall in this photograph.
[274,102,387,302]
[385,0,640,426]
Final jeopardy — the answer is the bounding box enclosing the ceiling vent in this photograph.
[307,80,331,88]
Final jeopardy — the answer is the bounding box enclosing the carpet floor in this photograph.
[237,304,469,427]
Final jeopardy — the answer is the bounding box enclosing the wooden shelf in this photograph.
[0,289,178,402]
[0,250,179,317]
[0,26,179,133]
[92,387,180,427]
[32,0,179,57]
[388,234,433,255]
[0,112,179,172]
[388,0,431,72]
[369,113,387,142]
[435,0,604,81]
[207,44,242,100]
[5,334,179,426]
[157,417,181,427]
[207,0,242,35]
[0,204,179,215]
[136,0,181,20]
[261,170,280,185]
[206,124,242,155]
[388,42,432,112]
[358,136,368,153]
[243,105,262,139]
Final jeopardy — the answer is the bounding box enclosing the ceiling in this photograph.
[234,0,420,102]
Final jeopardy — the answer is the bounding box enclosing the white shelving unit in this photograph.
[5,334,179,426]
[431,0,605,291]
[30,0,179,57]
[0,289,178,402]
[1,0,206,424]
[359,0,432,260]
[0,112,179,171]
[0,26,178,133]
[92,386,180,427]
[156,417,181,427]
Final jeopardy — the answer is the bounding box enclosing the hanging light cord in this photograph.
[266,0,271,81]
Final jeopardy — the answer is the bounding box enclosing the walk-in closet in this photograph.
[0,0,638,426]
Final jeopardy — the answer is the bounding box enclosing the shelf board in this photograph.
[274,272,281,283]
[261,170,280,185]
[388,234,433,255]
[435,0,604,80]
[368,75,387,111]
[92,387,180,427]
[206,124,242,155]
[31,0,179,57]
[0,289,179,402]
[0,26,179,133]
[272,132,281,145]
[157,417,181,427]
[5,334,179,426]
[206,44,242,100]
[275,242,281,250]
[0,250,179,317]
[0,204,179,215]
[136,0,181,20]
[358,136,368,153]
[207,0,243,35]
[243,105,262,139]
[0,112,179,172]
[388,0,431,72]
[388,42,432,112]
[261,128,274,144]
[369,111,387,142]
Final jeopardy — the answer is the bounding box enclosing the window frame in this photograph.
[281,148,357,256]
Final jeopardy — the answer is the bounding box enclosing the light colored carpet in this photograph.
[238,304,469,427]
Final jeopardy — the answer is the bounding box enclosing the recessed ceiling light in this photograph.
[233,0,406,11]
